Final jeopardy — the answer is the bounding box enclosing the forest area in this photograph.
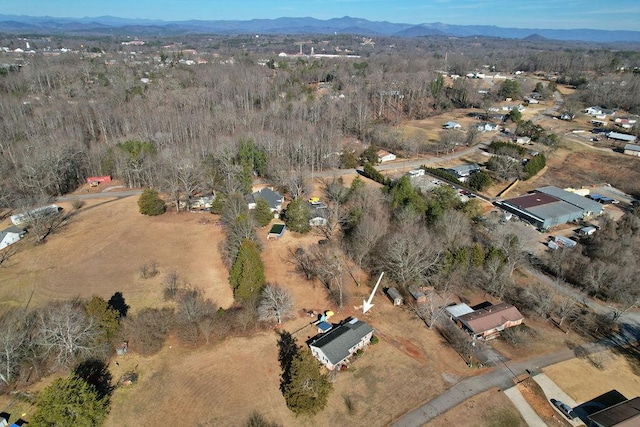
[1,33,640,425]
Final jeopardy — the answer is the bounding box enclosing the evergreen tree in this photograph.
[283,348,332,416]
[468,170,493,191]
[254,198,274,227]
[229,239,266,302]
[31,375,109,427]
[137,188,165,216]
[284,198,311,234]
[85,296,121,343]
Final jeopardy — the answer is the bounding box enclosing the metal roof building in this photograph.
[498,186,603,230]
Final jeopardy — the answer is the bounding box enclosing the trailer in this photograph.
[10,204,62,226]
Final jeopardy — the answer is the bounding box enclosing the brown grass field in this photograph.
[3,97,640,425]
[0,196,234,312]
[429,388,527,427]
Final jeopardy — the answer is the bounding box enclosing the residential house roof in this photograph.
[444,121,461,129]
[386,287,403,302]
[448,163,481,177]
[309,319,373,366]
[0,226,26,241]
[247,188,283,210]
[306,201,329,219]
[457,303,524,335]
[589,397,640,427]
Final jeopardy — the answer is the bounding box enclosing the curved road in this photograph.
[391,348,575,427]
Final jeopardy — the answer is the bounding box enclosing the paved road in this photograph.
[56,188,142,202]
[311,143,488,179]
[503,386,547,427]
[391,348,575,427]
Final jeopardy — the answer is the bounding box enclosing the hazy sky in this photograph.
[3,0,639,31]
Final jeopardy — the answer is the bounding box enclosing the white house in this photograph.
[307,201,329,227]
[308,318,374,370]
[246,188,284,213]
[444,121,462,130]
[376,149,396,163]
[515,136,532,144]
[0,226,26,250]
[585,106,604,116]
[477,123,499,132]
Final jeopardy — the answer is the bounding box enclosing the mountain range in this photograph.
[0,15,639,43]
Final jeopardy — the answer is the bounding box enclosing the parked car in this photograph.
[551,399,576,420]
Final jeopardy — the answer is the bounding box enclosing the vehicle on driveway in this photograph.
[551,398,576,420]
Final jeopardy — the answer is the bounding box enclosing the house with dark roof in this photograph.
[446,163,481,181]
[0,226,26,251]
[308,318,374,370]
[455,302,524,339]
[588,396,640,427]
[306,201,329,227]
[246,188,284,213]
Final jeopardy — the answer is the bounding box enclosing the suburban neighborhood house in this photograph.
[376,149,396,163]
[588,396,640,427]
[306,201,329,226]
[246,187,284,214]
[0,226,26,250]
[446,302,524,340]
[446,163,481,182]
[308,318,374,370]
[444,121,462,130]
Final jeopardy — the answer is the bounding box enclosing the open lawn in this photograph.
[544,351,640,403]
[428,388,527,427]
[0,195,234,313]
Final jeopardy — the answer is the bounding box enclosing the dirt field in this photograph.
[0,195,234,312]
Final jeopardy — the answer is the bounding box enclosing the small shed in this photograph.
[386,287,403,306]
[579,226,597,236]
[408,285,426,304]
[267,223,286,239]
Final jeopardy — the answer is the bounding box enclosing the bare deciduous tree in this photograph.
[0,310,32,386]
[36,302,103,368]
[379,225,441,288]
[177,287,216,324]
[409,288,452,329]
[258,284,294,324]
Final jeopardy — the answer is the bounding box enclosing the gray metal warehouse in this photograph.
[497,186,603,230]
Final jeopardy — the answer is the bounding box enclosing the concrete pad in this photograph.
[533,373,586,426]
[503,386,547,427]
